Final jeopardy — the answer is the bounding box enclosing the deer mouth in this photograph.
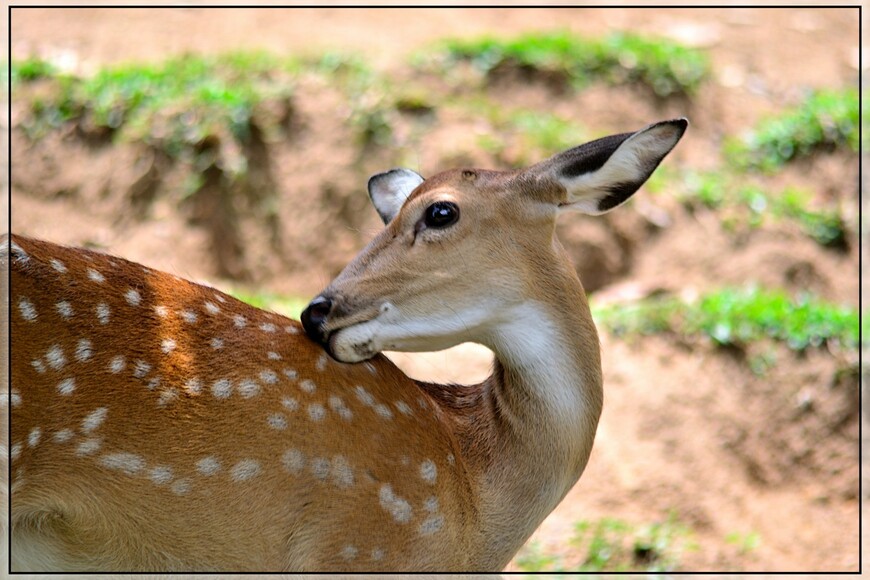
[301,295,386,363]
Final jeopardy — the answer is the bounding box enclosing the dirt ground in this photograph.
[8,6,862,573]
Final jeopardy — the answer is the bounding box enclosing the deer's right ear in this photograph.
[368,169,425,224]
[533,118,687,215]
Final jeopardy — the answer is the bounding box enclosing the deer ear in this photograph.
[368,169,425,224]
[537,118,687,215]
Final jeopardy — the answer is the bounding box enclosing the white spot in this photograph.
[214,293,227,303]
[233,315,246,328]
[96,303,110,324]
[340,545,358,561]
[99,452,144,474]
[283,368,298,380]
[354,385,374,406]
[310,457,330,479]
[420,460,437,484]
[161,338,176,354]
[259,322,277,333]
[374,404,393,420]
[316,353,328,371]
[46,345,66,370]
[417,397,429,410]
[146,377,161,390]
[10,391,21,407]
[149,465,173,485]
[418,514,445,536]
[282,396,299,411]
[203,301,220,315]
[132,360,151,379]
[75,339,93,362]
[425,496,440,513]
[259,369,278,385]
[11,443,22,461]
[108,355,126,374]
[331,455,354,488]
[49,258,67,273]
[267,413,288,430]
[299,379,316,394]
[184,377,202,395]
[308,403,326,422]
[267,351,281,360]
[125,289,141,306]
[395,401,413,415]
[447,453,455,466]
[53,429,74,443]
[231,459,261,482]
[158,388,178,406]
[171,479,192,495]
[31,359,46,374]
[282,449,305,474]
[56,301,73,318]
[210,337,224,350]
[371,548,385,561]
[212,378,233,399]
[196,456,221,476]
[180,309,198,324]
[87,268,105,283]
[379,484,412,524]
[238,379,260,399]
[57,377,76,395]
[364,362,377,374]
[28,427,41,447]
[328,396,353,421]
[81,407,108,433]
[17,297,37,321]
[154,305,169,318]
[284,325,298,334]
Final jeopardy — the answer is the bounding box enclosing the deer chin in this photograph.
[329,318,385,363]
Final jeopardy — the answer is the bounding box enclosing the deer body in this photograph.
[8,119,686,571]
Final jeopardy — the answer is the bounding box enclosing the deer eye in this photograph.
[423,201,460,229]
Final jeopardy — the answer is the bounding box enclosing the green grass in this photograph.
[725,530,761,555]
[11,56,59,82]
[675,170,848,248]
[594,287,859,353]
[14,53,298,168]
[725,88,859,171]
[465,98,588,163]
[426,30,710,97]
[228,288,310,320]
[514,513,694,573]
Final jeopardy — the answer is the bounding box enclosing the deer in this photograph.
[6,118,686,572]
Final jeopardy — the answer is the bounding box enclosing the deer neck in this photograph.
[420,249,604,567]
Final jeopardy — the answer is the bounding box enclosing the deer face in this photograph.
[302,119,687,363]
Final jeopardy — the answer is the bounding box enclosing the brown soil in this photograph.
[9,6,861,573]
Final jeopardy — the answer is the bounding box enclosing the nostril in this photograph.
[301,295,333,344]
[308,296,332,324]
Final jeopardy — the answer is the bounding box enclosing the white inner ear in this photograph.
[369,169,424,224]
[560,124,683,215]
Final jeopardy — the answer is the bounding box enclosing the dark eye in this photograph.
[423,201,460,229]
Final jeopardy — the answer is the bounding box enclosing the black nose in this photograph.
[301,295,333,345]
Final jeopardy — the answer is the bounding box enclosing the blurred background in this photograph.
[9,5,860,573]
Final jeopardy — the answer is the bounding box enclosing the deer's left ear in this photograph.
[532,118,688,215]
[368,168,425,225]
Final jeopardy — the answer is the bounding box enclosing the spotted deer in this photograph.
[7,119,686,572]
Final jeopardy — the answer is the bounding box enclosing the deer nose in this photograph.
[301,295,333,345]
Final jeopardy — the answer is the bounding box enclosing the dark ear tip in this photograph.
[661,117,689,134]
